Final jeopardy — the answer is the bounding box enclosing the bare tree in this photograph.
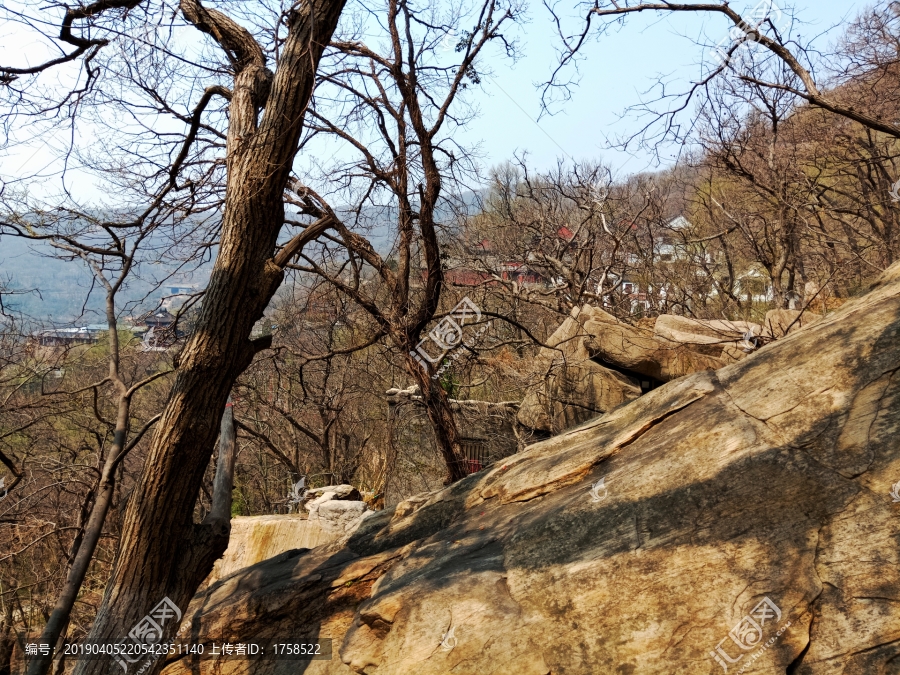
[2,0,348,672]
[236,282,392,492]
[285,0,521,482]
[537,1,900,309]
[0,203,182,675]
[544,1,900,144]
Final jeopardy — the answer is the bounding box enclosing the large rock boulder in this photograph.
[763,308,822,339]
[582,306,728,382]
[306,486,370,535]
[306,484,363,502]
[205,488,369,586]
[205,515,339,585]
[164,263,900,675]
[517,307,642,434]
[653,315,762,361]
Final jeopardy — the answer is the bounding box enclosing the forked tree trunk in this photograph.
[71,1,346,673]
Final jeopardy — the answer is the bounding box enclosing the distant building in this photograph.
[134,310,181,351]
[496,261,547,286]
[444,267,492,287]
[440,255,551,288]
[143,309,176,330]
[35,324,107,347]
[37,327,93,347]
[735,267,775,303]
[160,284,197,312]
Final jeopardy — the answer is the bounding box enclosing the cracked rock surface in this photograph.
[517,306,642,435]
[162,263,900,675]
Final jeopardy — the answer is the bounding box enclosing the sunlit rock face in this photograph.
[163,262,900,675]
[519,304,824,437]
[206,487,369,584]
[517,307,643,435]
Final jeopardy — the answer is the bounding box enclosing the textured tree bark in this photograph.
[71,1,346,673]
[406,354,467,483]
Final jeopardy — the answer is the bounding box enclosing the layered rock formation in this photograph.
[516,307,642,435]
[304,486,370,536]
[206,515,338,585]
[763,308,821,338]
[162,268,899,674]
[518,305,824,436]
[206,487,369,584]
[653,314,762,361]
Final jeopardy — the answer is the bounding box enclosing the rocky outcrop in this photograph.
[305,484,363,502]
[653,315,762,361]
[516,306,749,435]
[582,306,729,381]
[162,263,900,675]
[519,306,827,436]
[305,485,370,536]
[517,307,642,435]
[763,308,821,338]
[205,515,338,585]
[207,489,371,584]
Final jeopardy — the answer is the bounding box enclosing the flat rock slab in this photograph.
[205,515,339,585]
[306,485,362,502]
[163,263,900,675]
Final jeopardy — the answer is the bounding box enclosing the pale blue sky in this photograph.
[457,0,864,176]
[0,0,869,200]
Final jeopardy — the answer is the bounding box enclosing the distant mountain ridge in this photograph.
[0,191,480,322]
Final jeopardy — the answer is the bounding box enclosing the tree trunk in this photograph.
[406,355,467,483]
[27,395,130,675]
[71,1,346,673]
[206,396,236,524]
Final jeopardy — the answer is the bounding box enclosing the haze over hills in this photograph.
[0,235,213,323]
[0,198,461,322]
